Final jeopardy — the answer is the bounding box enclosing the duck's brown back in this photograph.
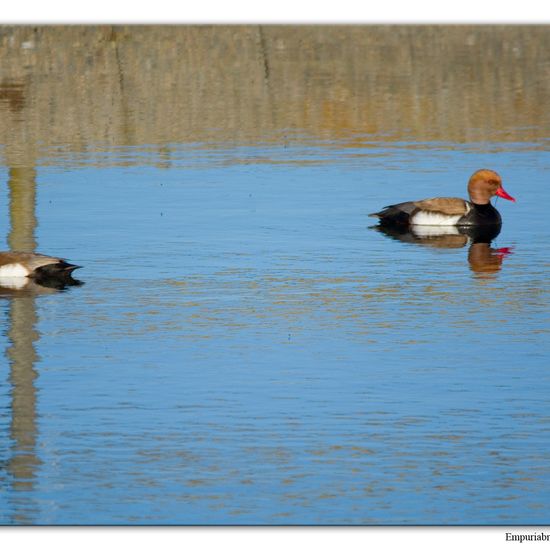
[0,252,64,270]
[412,197,469,216]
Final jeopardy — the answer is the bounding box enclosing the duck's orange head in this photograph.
[467,169,516,205]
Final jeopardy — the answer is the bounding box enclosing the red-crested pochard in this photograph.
[370,169,515,226]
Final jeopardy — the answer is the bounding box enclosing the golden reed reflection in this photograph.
[8,168,37,252]
[1,25,550,166]
[3,166,41,523]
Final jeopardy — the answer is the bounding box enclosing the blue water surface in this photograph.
[0,141,548,524]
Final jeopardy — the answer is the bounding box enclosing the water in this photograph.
[0,26,549,525]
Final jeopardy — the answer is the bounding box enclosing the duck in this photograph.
[369,169,515,227]
[0,252,81,282]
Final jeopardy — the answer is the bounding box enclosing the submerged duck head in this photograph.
[467,169,516,205]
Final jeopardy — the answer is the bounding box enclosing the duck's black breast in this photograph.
[458,202,502,226]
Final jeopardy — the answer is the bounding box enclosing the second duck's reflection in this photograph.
[0,274,83,297]
[372,224,512,276]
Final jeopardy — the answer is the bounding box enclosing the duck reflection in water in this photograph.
[372,223,513,276]
[0,271,83,297]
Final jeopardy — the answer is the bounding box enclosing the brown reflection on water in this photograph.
[8,167,37,252]
[6,296,41,502]
[373,223,511,278]
[0,80,26,113]
[3,166,41,523]
[1,25,550,165]
[468,243,512,277]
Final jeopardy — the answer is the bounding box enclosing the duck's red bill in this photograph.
[496,187,516,202]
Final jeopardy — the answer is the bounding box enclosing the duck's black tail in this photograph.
[33,261,80,277]
[33,262,83,287]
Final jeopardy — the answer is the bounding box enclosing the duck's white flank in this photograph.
[0,263,30,278]
[410,211,463,226]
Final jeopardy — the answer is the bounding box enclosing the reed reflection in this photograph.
[372,224,512,276]
[2,26,550,161]
[2,164,82,523]
[3,166,41,523]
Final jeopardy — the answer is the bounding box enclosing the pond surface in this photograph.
[0,26,549,525]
